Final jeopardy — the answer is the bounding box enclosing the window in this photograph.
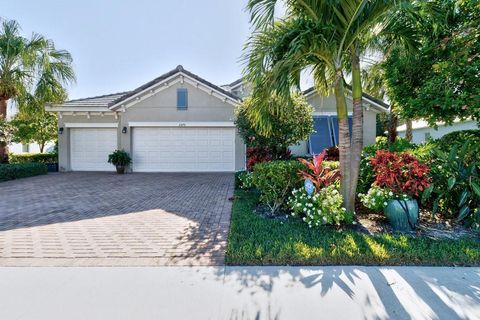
[308,115,353,154]
[177,88,188,109]
[22,144,29,153]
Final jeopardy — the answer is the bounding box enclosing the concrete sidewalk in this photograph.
[0,266,478,320]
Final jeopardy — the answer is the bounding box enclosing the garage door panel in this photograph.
[70,128,117,171]
[132,127,235,172]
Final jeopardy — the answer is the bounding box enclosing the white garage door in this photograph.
[132,127,235,172]
[70,128,117,171]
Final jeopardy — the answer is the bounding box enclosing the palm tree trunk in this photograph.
[0,98,8,162]
[387,108,398,144]
[333,68,351,211]
[405,119,413,141]
[348,49,363,213]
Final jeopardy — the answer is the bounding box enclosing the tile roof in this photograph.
[60,92,131,107]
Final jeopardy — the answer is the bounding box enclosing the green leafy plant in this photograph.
[0,163,47,182]
[251,160,304,214]
[422,142,480,226]
[288,185,352,227]
[236,171,254,190]
[235,93,313,157]
[107,150,131,167]
[9,153,57,164]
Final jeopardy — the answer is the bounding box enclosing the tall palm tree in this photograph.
[0,19,75,161]
[244,0,414,211]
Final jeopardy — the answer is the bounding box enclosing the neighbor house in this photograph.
[46,65,389,172]
[397,119,478,144]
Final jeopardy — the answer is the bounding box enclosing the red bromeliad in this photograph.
[298,151,340,191]
[370,150,430,197]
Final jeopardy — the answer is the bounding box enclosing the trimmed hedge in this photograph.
[9,153,58,164]
[0,163,48,182]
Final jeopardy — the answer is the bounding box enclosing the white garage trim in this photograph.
[132,127,236,172]
[64,123,119,128]
[128,122,235,127]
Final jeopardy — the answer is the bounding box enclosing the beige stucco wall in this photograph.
[57,80,246,172]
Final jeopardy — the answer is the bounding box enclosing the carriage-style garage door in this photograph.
[70,128,117,171]
[132,127,235,172]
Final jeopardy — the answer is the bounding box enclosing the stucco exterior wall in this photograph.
[398,121,478,144]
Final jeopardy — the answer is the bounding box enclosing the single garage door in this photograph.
[70,128,117,171]
[132,127,235,172]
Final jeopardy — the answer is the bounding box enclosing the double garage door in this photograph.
[132,127,235,172]
[70,127,235,172]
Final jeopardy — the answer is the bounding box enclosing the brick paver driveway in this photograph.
[0,172,234,266]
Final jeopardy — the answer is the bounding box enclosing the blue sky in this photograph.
[1,0,252,99]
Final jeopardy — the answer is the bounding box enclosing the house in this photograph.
[9,142,55,154]
[46,65,389,172]
[397,119,478,144]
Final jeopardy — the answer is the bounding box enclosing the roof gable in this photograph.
[109,65,241,110]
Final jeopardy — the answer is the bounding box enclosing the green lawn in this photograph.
[226,190,480,266]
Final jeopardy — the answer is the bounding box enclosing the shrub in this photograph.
[235,170,246,189]
[246,147,272,171]
[9,153,57,164]
[359,186,401,211]
[298,152,340,192]
[363,136,416,158]
[236,171,253,190]
[370,150,430,198]
[288,185,353,226]
[0,163,47,182]
[324,146,339,161]
[358,137,417,194]
[423,142,480,226]
[235,93,314,154]
[251,160,304,214]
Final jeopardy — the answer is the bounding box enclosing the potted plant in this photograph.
[107,149,131,174]
[359,150,430,231]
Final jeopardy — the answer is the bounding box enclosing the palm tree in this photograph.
[244,0,415,212]
[0,19,75,161]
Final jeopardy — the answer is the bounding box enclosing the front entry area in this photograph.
[132,127,235,172]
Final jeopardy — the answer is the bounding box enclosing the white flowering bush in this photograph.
[237,171,254,190]
[359,186,410,211]
[288,185,352,227]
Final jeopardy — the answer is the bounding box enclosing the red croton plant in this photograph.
[298,151,340,191]
[370,150,430,197]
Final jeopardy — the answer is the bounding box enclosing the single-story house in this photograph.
[46,65,389,172]
[398,119,479,144]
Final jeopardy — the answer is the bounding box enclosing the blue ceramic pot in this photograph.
[384,199,419,231]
